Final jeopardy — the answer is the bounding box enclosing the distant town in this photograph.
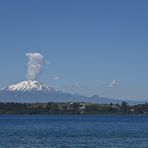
[0,101,148,115]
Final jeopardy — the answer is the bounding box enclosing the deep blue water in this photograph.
[0,115,148,148]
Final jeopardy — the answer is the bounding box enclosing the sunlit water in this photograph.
[0,115,148,148]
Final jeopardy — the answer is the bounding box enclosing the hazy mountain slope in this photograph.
[0,80,142,104]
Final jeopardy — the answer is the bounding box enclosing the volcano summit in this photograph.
[1,80,55,92]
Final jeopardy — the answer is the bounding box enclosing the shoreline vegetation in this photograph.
[0,101,147,115]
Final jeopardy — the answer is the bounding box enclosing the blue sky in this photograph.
[0,0,148,100]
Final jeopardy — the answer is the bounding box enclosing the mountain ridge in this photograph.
[0,80,143,104]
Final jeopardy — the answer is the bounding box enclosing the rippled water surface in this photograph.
[0,115,148,148]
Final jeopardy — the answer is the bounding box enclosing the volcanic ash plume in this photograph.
[26,53,44,80]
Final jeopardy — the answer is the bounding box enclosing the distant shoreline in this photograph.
[0,101,147,115]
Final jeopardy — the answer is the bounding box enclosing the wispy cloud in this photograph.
[69,81,92,96]
[74,81,80,88]
[45,60,51,65]
[52,76,62,80]
[108,79,118,88]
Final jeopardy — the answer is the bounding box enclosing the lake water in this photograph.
[0,115,148,148]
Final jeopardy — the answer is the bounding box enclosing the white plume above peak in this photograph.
[26,53,44,81]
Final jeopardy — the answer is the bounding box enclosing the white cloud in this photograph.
[26,53,44,80]
[109,79,118,88]
[52,76,61,80]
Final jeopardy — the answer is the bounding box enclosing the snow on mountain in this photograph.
[1,80,55,92]
[0,80,139,104]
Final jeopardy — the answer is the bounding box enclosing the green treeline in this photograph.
[0,101,147,115]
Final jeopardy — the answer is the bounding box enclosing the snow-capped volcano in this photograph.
[1,80,55,92]
[0,80,127,104]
